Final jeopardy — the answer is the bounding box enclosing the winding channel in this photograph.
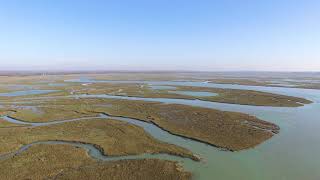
[0,113,203,174]
[1,80,320,179]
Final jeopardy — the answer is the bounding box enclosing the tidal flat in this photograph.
[78,83,311,107]
[0,73,319,179]
[43,81,311,107]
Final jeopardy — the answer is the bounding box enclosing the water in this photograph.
[268,83,299,87]
[101,99,319,179]
[65,78,317,99]
[77,94,284,113]
[2,116,102,126]
[48,83,66,87]
[3,79,320,179]
[169,91,218,97]
[65,78,320,180]
[0,113,200,165]
[0,84,35,91]
[0,140,192,164]
[0,90,57,97]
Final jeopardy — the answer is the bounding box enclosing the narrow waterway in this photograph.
[0,90,58,97]
[2,79,320,179]
[64,79,320,180]
[0,140,193,165]
[0,113,204,174]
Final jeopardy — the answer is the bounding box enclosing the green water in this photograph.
[3,79,320,179]
[0,90,57,97]
[68,79,320,180]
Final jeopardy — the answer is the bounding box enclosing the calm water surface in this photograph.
[0,90,57,97]
[66,78,320,180]
[3,79,320,180]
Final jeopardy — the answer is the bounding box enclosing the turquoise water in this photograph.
[65,78,320,179]
[2,79,320,179]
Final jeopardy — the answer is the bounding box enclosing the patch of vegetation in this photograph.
[56,159,191,180]
[0,119,28,128]
[61,82,312,107]
[7,98,280,151]
[97,99,280,151]
[172,86,312,107]
[0,144,191,180]
[208,78,320,90]
[0,119,197,160]
[8,105,96,122]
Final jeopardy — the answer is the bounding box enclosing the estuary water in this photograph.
[65,78,320,180]
[0,90,57,97]
[2,79,320,180]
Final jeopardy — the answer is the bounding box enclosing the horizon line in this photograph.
[0,69,319,75]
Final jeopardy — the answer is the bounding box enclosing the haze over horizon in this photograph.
[0,0,319,71]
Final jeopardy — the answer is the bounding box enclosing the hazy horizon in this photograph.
[0,0,319,71]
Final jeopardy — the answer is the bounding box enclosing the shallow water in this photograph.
[0,90,57,97]
[1,79,320,179]
[0,112,200,164]
[66,78,317,99]
[48,83,66,87]
[268,83,299,87]
[2,115,108,127]
[4,94,320,180]
[0,140,192,165]
[0,84,35,91]
[65,78,320,179]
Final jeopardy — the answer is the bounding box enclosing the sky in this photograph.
[0,0,319,71]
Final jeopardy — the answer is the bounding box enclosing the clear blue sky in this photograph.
[0,0,319,71]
